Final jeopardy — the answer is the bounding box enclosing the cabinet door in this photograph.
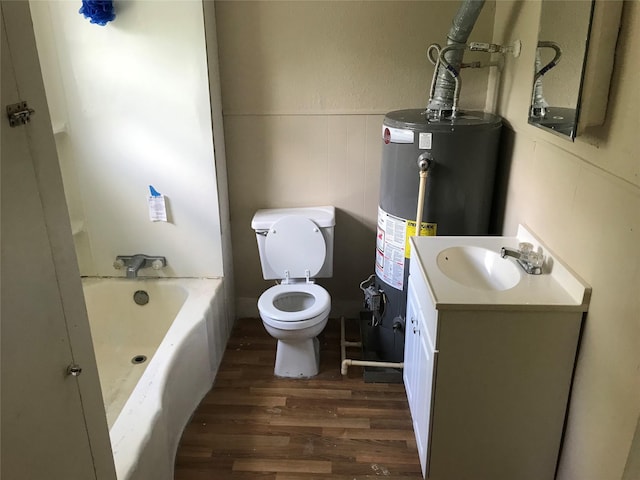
[405,276,437,478]
[414,322,436,478]
[403,277,420,411]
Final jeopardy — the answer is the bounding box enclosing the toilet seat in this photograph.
[258,283,330,329]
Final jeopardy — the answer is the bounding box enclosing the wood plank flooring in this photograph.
[174,317,423,479]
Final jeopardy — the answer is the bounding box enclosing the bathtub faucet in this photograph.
[113,254,167,279]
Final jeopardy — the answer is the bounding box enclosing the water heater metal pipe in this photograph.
[415,153,432,235]
[427,0,485,115]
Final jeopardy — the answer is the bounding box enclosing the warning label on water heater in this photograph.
[375,207,436,290]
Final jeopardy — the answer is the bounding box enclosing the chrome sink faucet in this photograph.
[113,254,166,279]
[500,242,544,275]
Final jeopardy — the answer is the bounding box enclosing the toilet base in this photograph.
[274,337,320,378]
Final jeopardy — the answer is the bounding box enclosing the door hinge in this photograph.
[7,101,35,127]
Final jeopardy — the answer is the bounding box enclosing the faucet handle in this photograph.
[151,258,165,270]
[528,251,544,268]
[518,242,543,267]
[113,258,125,270]
[518,242,533,254]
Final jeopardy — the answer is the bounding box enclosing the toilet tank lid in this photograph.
[251,206,335,230]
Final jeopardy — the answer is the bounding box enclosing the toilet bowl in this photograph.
[251,206,336,378]
[258,283,331,377]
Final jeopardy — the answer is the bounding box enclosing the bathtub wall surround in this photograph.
[29,1,227,278]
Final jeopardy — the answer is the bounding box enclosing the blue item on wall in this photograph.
[79,0,115,26]
[149,185,162,198]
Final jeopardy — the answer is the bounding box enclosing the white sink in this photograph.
[409,225,591,309]
[436,246,521,291]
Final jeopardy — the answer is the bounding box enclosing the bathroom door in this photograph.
[1,3,116,479]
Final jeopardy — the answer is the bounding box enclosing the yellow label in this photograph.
[405,221,437,258]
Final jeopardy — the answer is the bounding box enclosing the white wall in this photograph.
[31,0,224,278]
[492,2,640,480]
[213,0,497,316]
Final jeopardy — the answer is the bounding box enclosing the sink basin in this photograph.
[410,225,591,308]
[436,246,521,291]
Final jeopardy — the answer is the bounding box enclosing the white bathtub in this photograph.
[82,277,229,480]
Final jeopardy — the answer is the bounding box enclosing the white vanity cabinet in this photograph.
[403,278,436,475]
[404,230,590,480]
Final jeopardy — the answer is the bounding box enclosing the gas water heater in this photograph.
[364,108,501,367]
[354,0,513,380]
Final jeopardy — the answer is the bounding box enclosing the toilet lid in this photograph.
[258,283,331,323]
[265,215,326,279]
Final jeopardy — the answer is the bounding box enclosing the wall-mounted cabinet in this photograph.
[404,231,590,480]
[527,0,623,140]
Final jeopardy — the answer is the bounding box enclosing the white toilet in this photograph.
[251,206,335,378]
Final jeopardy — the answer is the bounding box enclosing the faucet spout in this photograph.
[500,247,521,260]
[126,255,146,279]
[500,243,543,275]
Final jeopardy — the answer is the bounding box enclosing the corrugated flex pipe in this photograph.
[426,0,486,117]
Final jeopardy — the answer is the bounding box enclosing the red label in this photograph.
[383,127,391,144]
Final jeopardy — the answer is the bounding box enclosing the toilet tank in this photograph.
[251,206,335,280]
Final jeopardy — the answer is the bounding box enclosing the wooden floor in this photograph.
[174,317,423,479]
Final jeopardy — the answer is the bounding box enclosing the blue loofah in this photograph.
[79,0,115,26]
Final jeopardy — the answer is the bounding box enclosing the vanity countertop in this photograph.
[410,225,591,311]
